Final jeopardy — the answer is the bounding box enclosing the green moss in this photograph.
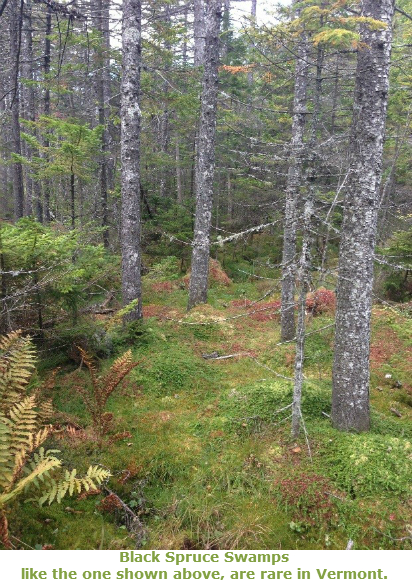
[219,380,331,430]
[132,343,218,395]
[321,433,412,497]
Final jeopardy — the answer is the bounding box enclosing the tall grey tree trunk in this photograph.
[175,137,183,204]
[332,0,395,432]
[280,2,309,341]
[247,0,257,86]
[120,0,143,320]
[251,0,257,19]
[23,0,42,221]
[96,0,111,247]
[292,195,313,438]
[291,42,323,438]
[159,3,171,199]
[10,0,25,220]
[188,0,222,310]
[193,0,205,66]
[42,5,52,223]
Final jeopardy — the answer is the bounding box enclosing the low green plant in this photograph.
[321,433,412,497]
[0,332,110,549]
[133,344,217,395]
[145,256,180,280]
[219,380,331,430]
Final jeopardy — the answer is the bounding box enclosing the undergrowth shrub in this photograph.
[322,434,412,497]
[219,381,331,430]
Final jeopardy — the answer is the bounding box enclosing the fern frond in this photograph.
[0,418,13,489]
[0,509,12,549]
[6,396,38,469]
[37,465,110,506]
[12,426,53,480]
[37,400,54,424]
[0,332,36,412]
[0,451,61,506]
[102,350,139,402]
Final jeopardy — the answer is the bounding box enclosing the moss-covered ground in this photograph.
[7,278,412,550]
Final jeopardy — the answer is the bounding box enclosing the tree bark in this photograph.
[42,4,52,223]
[280,1,309,341]
[23,0,42,221]
[291,42,323,438]
[95,0,111,247]
[188,0,222,310]
[120,0,143,320]
[193,0,205,66]
[332,0,395,432]
[251,0,257,19]
[175,137,183,204]
[10,0,25,220]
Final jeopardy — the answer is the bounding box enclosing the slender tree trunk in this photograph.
[292,195,313,438]
[221,0,230,60]
[188,0,222,310]
[70,169,75,229]
[10,0,25,220]
[291,43,323,437]
[120,0,143,320]
[175,137,183,204]
[182,5,188,66]
[280,2,309,341]
[247,0,257,85]
[159,4,171,199]
[96,0,110,247]
[194,0,205,66]
[251,0,257,18]
[23,0,42,221]
[332,0,395,432]
[227,171,233,221]
[42,5,52,223]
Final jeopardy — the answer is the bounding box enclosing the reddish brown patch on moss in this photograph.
[370,328,404,369]
[306,287,336,315]
[184,258,232,288]
[230,299,281,322]
[151,281,175,293]
[143,304,170,318]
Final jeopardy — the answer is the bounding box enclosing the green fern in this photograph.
[0,331,36,412]
[0,331,111,549]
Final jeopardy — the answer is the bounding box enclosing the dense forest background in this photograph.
[0,0,411,551]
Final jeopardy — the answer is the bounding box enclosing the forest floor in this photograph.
[10,278,412,550]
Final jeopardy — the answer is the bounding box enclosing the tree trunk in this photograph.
[95,0,111,247]
[332,0,395,432]
[10,0,24,220]
[120,0,143,320]
[280,1,309,341]
[194,0,205,66]
[188,0,222,310]
[292,196,313,438]
[175,137,183,204]
[23,0,42,221]
[251,0,257,19]
[42,5,52,223]
[159,3,171,199]
[291,42,323,438]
